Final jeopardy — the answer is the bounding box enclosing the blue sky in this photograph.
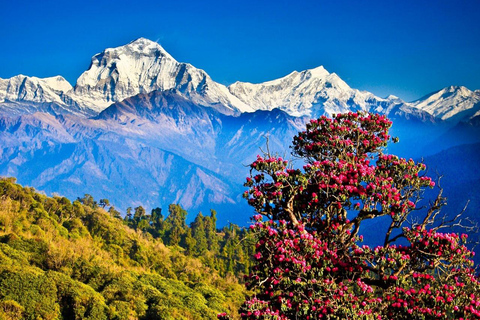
[1,0,479,102]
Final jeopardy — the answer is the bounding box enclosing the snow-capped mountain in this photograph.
[1,37,475,123]
[412,86,480,122]
[228,66,407,118]
[0,75,72,104]
[0,75,90,116]
[72,38,255,114]
[0,38,257,117]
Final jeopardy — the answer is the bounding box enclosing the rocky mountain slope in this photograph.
[0,89,306,225]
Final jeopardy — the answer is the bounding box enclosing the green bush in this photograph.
[0,299,24,320]
[0,267,60,320]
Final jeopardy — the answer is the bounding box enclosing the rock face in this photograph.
[0,37,479,225]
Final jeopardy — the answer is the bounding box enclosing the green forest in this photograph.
[0,177,252,320]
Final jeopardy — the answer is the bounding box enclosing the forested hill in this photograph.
[0,177,249,320]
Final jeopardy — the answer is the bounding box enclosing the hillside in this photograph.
[0,177,246,319]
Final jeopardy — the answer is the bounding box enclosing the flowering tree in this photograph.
[220,112,480,319]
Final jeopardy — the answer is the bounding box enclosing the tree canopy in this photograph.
[222,112,480,319]
[0,178,246,319]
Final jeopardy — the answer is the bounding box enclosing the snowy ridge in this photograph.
[228,66,401,117]
[412,86,480,121]
[0,75,72,105]
[0,75,96,116]
[0,37,478,122]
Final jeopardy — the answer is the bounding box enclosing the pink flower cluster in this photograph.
[222,112,480,320]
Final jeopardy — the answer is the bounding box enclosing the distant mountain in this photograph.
[0,37,479,225]
[422,142,480,254]
[98,89,306,173]
[0,75,71,104]
[1,38,477,124]
[0,75,91,116]
[228,66,404,118]
[413,86,480,122]
[0,38,256,117]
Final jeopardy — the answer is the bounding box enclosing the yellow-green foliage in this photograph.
[0,177,244,319]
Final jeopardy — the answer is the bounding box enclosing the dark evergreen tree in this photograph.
[125,207,133,221]
[184,228,196,256]
[133,206,146,221]
[99,198,110,208]
[205,210,219,252]
[164,204,187,247]
[77,194,97,209]
[191,212,208,255]
[149,207,164,238]
[108,206,122,219]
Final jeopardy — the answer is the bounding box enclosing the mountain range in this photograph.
[0,38,479,226]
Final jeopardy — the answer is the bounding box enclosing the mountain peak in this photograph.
[426,85,473,101]
[228,64,363,117]
[94,37,176,66]
[121,37,175,60]
[306,65,329,78]
[70,38,253,114]
[72,38,181,111]
[386,94,400,100]
[446,85,466,90]
[445,85,471,95]
[129,37,157,45]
